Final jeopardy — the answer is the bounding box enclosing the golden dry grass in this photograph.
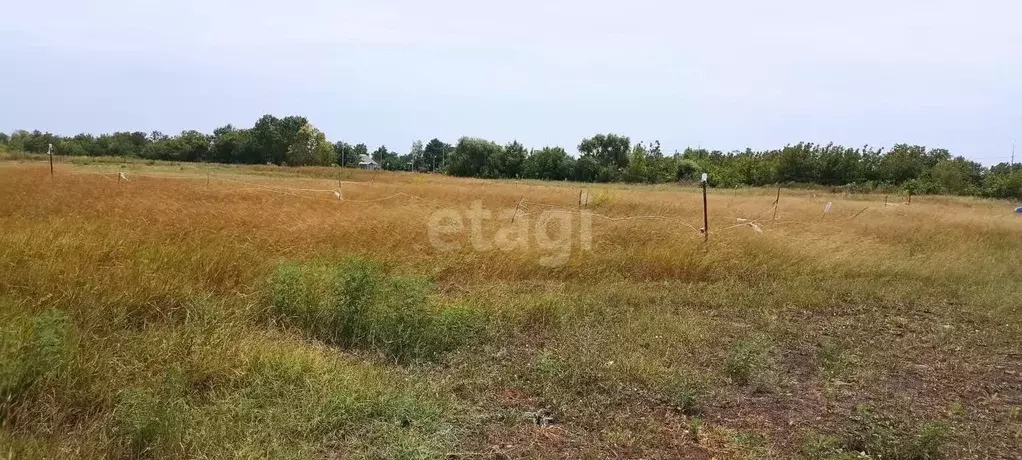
[2,156,1021,459]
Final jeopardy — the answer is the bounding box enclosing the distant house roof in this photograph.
[358,154,378,166]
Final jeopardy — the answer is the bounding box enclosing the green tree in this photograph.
[422,138,453,172]
[880,144,928,184]
[11,130,59,154]
[352,143,369,165]
[816,143,862,185]
[929,157,982,195]
[572,155,601,182]
[676,159,703,182]
[523,147,573,180]
[58,133,102,157]
[251,114,309,165]
[447,137,501,177]
[285,124,333,166]
[210,125,256,164]
[578,133,630,170]
[485,141,526,178]
[373,145,405,170]
[372,145,388,162]
[775,142,819,183]
[408,140,425,171]
[334,141,357,167]
[623,143,649,183]
[982,170,1022,200]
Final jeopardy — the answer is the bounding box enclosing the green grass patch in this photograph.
[0,309,70,422]
[724,336,771,387]
[270,258,485,363]
[800,406,951,460]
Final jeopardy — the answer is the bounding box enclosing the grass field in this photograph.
[2,154,1021,459]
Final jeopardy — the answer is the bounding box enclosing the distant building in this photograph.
[359,154,380,170]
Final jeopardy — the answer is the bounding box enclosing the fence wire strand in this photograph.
[54,168,852,238]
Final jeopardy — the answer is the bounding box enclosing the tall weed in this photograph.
[271,259,484,362]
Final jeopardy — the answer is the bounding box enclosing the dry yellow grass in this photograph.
[2,157,1021,458]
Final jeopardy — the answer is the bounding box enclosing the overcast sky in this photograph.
[2,0,1020,163]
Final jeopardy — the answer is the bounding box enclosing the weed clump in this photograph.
[0,309,70,420]
[111,387,187,459]
[270,259,484,363]
[724,337,770,387]
[662,374,707,416]
[845,405,949,460]
[799,406,950,460]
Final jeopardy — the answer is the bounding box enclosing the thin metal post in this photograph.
[702,181,709,242]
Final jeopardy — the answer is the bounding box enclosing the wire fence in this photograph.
[59,168,884,239]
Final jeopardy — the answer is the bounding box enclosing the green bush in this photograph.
[111,387,186,459]
[661,374,707,416]
[270,259,485,363]
[0,309,70,418]
[724,337,769,386]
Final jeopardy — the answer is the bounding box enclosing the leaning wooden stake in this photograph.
[773,186,781,220]
[578,189,583,209]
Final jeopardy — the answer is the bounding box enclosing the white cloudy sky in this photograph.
[2,0,1020,162]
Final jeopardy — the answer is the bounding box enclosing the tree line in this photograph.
[2,114,1020,200]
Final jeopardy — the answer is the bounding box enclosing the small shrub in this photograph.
[436,306,487,352]
[371,275,436,362]
[724,337,769,386]
[269,259,483,363]
[332,258,379,347]
[687,416,703,443]
[798,433,863,460]
[0,310,70,418]
[818,337,850,380]
[535,350,563,381]
[662,374,707,416]
[271,263,335,339]
[111,387,186,459]
[842,405,950,460]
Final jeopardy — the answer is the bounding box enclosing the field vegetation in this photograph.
[5,115,1022,201]
[1,152,1021,458]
